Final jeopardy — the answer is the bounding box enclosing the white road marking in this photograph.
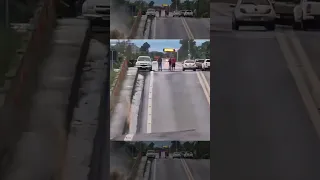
[199,71,210,93]
[147,71,154,133]
[153,17,157,39]
[288,31,320,109]
[181,18,194,39]
[276,32,320,141]
[123,133,135,141]
[180,159,194,180]
[196,71,210,104]
[153,159,157,180]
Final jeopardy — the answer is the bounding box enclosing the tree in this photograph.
[193,141,210,158]
[148,1,154,7]
[147,142,155,149]
[178,39,197,60]
[170,0,181,10]
[170,141,182,152]
[182,141,194,152]
[197,41,210,58]
[140,42,150,53]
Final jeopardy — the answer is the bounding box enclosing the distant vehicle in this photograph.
[271,0,296,23]
[82,0,110,29]
[202,59,210,71]
[232,0,277,30]
[184,10,194,17]
[172,152,182,158]
[146,150,156,158]
[146,8,156,18]
[173,10,181,17]
[184,152,194,158]
[195,59,205,69]
[135,56,152,71]
[293,0,320,30]
[182,60,197,71]
[180,10,186,17]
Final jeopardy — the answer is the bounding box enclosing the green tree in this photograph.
[147,142,155,150]
[148,1,155,7]
[197,41,210,58]
[193,141,210,158]
[170,0,181,10]
[140,42,151,53]
[170,141,182,152]
[182,141,194,152]
[178,39,197,60]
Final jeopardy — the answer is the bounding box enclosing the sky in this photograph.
[110,39,209,52]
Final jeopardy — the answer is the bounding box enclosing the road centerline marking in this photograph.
[200,71,210,93]
[275,32,320,141]
[181,159,195,180]
[147,72,154,133]
[196,71,210,104]
[153,17,156,39]
[181,18,194,39]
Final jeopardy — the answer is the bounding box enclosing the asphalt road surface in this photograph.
[136,61,210,138]
[211,6,320,179]
[150,11,210,39]
[150,159,210,180]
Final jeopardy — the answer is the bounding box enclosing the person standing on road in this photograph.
[168,58,172,71]
[157,57,162,71]
[171,57,176,71]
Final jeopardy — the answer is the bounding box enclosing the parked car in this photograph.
[202,59,210,71]
[232,0,277,30]
[195,59,205,69]
[172,152,182,159]
[182,60,197,71]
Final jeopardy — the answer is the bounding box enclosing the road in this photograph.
[211,3,320,180]
[150,159,210,180]
[150,11,210,39]
[135,61,210,138]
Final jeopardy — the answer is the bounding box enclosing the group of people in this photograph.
[158,9,169,17]
[157,57,176,71]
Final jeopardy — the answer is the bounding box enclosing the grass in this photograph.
[110,69,117,86]
[0,28,21,86]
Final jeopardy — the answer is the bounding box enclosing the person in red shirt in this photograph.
[168,58,172,71]
[171,57,176,71]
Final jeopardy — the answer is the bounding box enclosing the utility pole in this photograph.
[176,0,178,10]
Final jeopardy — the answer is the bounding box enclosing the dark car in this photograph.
[195,59,205,69]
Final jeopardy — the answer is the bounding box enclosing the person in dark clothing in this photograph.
[171,57,176,71]
[157,57,162,71]
[159,10,161,17]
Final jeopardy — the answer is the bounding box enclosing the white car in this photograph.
[182,60,197,71]
[146,8,156,18]
[82,0,110,21]
[146,150,156,158]
[173,10,181,17]
[180,10,186,16]
[184,10,194,17]
[232,0,276,30]
[202,59,210,71]
[135,56,152,71]
[172,152,182,159]
[184,152,194,158]
[293,0,320,30]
